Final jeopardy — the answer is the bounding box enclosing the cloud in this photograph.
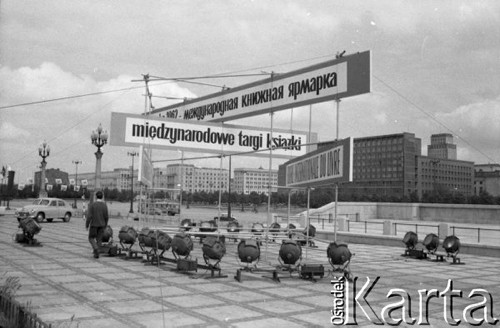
[0,62,196,178]
[0,122,30,140]
[435,96,500,162]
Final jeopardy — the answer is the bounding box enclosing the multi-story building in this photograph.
[415,157,474,199]
[68,164,231,196]
[427,133,457,160]
[416,133,473,198]
[233,167,278,195]
[279,132,475,200]
[70,168,139,191]
[474,164,500,196]
[166,164,229,194]
[342,132,422,198]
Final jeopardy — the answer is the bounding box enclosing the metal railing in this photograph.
[347,220,384,234]
[277,213,500,245]
[0,293,52,328]
[393,222,439,236]
[450,225,500,243]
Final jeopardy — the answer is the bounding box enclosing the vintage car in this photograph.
[138,201,180,216]
[16,198,74,223]
[214,213,236,222]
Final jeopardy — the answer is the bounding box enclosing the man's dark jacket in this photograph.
[85,201,109,228]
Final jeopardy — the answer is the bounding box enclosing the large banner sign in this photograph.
[149,51,370,122]
[279,138,353,187]
[110,112,316,158]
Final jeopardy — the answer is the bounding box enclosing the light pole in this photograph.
[128,151,138,213]
[228,155,232,219]
[91,124,108,192]
[38,141,50,198]
[72,160,81,208]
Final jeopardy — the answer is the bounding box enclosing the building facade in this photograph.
[427,133,457,160]
[343,132,422,198]
[474,164,500,197]
[69,168,139,192]
[166,164,229,194]
[233,167,278,195]
[415,156,474,199]
[279,132,475,200]
[35,168,70,191]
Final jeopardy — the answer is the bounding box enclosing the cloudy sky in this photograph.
[1,1,500,184]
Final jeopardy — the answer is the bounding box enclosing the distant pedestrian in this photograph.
[82,195,87,220]
[85,191,109,258]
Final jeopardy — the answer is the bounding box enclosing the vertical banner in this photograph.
[138,145,154,188]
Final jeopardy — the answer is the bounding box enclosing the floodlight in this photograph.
[118,226,137,245]
[251,223,264,235]
[237,239,260,265]
[171,232,194,259]
[327,242,352,267]
[226,221,240,233]
[152,230,172,253]
[17,217,42,245]
[443,235,460,255]
[118,226,138,253]
[423,233,439,254]
[19,217,41,236]
[180,218,193,231]
[101,226,113,243]
[269,222,281,233]
[138,227,156,248]
[199,220,217,232]
[278,239,302,266]
[199,220,217,243]
[402,231,418,250]
[202,236,226,268]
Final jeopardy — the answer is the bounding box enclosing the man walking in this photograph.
[85,191,109,258]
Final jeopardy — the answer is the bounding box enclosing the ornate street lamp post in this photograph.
[127,151,138,213]
[72,160,81,208]
[91,124,108,192]
[38,141,50,198]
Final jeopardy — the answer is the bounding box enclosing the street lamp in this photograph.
[91,124,108,191]
[128,151,138,213]
[72,160,81,208]
[38,141,50,197]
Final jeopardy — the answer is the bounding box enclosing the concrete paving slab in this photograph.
[1,214,500,327]
[130,311,206,327]
[192,304,263,322]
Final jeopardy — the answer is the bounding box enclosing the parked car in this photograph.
[214,213,236,222]
[16,198,74,223]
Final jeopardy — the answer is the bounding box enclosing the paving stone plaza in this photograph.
[1,213,499,327]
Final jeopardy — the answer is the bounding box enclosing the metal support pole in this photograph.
[72,160,81,208]
[128,152,138,213]
[228,155,232,219]
[305,187,311,260]
[179,151,184,220]
[334,98,340,242]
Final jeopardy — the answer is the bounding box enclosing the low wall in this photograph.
[316,230,500,258]
[308,202,500,225]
